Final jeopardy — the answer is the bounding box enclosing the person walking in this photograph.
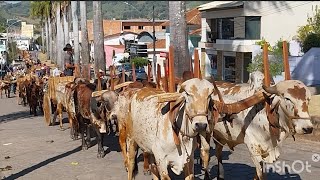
[63,44,75,76]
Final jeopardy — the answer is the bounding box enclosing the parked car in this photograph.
[130,67,147,81]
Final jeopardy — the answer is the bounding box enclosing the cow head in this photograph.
[263,80,313,135]
[171,78,214,136]
[95,90,119,122]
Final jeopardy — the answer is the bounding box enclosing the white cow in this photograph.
[210,79,314,180]
[127,78,216,180]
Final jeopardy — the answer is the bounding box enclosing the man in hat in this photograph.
[63,43,75,76]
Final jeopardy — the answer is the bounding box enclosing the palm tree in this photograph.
[55,2,64,68]
[61,1,70,45]
[93,1,106,74]
[80,1,90,79]
[30,1,50,57]
[168,1,189,78]
[71,1,80,76]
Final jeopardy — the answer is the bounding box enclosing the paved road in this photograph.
[1,96,320,180]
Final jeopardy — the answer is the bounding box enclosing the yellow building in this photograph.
[20,22,34,39]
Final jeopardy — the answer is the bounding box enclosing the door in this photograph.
[223,56,236,82]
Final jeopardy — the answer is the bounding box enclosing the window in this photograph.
[217,18,234,39]
[162,26,166,30]
[138,26,144,30]
[123,26,131,30]
[245,16,261,39]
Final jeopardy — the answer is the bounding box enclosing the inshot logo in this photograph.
[263,160,312,174]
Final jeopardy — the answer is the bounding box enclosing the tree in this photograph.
[302,33,320,53]
[61,1,70,46]
[80,1,90,78]
[55,2,64,68]
[169,1,189,78]
[93,1,106,74]
[71,1,80,71]
[131,57,149,68]
[297,5,320,42]
[247,39,285,77]
[30,1,50,55]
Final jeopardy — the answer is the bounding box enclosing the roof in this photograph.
[104,31,139,39]
[160,8,201,27]
[189,28,201,35]
[198,1,244,11]
[105,45,125,49]
[147,39,166,49]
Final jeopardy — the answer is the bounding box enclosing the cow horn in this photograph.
[262,85,279,95]
[211,76,225,104]
[214,90,269,114]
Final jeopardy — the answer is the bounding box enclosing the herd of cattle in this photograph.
[2,69,314,180]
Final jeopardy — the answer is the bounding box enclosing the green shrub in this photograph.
[247,39,285,77]
[302,33,320,53]
[131,57,149,68]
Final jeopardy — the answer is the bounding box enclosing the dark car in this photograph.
[129,67,147,81]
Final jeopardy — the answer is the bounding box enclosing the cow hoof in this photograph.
[143,170,151,176]
[204,171,211,180]
[97,152,104,158]
[82,145,88,150]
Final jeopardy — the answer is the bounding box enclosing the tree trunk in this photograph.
[48,16,53,62]
[71,1,80,66]
[169,1,189,78]
[80,1,90,79]
[51,17,57,65]
[56,3,63,69]
[45,18,49,59]
[41,24,45,54]
[93,1,106,74]
[63,6,70,45]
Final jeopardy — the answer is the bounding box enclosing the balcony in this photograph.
[215,39,260,52]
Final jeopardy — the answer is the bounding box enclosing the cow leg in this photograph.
[184,157,195,180]
[215,140,225,180]
[52,110,58,126]
[86,124,91,147]
[149,154,160,180]
[118,124,129,171]
[127,138,138,180]
[152,152,170,180]
[143,152,151,175]
[79,117,88,150]
[33,103,37,116]
[57,104,64,129]
[93,125,105,158]
[199,132,211,180]
[251,157,266,180]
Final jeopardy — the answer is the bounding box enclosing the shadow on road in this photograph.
[3,146,82,180]
[0,111,35,123]
[209,162,302,180]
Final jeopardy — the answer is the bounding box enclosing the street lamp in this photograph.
[122,2,157,83]
[6,19,21,51]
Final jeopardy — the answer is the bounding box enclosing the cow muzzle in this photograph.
[186,113,209,132]
[195,122,207,132]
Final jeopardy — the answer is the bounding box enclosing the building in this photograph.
[198,1,320,83]
[20,22,34,39]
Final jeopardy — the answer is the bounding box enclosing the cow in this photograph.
[52,81,74,129]
[72,81,118,158]
[124,78,218,180]
[202,77,314,180]
[108,81,157,175]
[26,80,41,116]
[0,81,11,98]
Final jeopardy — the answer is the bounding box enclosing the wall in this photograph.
[104,45,125,68]
[244,1,320,45]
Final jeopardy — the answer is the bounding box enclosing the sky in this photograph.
[5,1,21,4]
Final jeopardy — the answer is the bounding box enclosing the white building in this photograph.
[198,1,320,83]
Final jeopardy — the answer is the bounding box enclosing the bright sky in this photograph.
[5,1,21,4]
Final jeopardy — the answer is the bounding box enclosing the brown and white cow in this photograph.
[125,78,217,180]
[208,79,314,180]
